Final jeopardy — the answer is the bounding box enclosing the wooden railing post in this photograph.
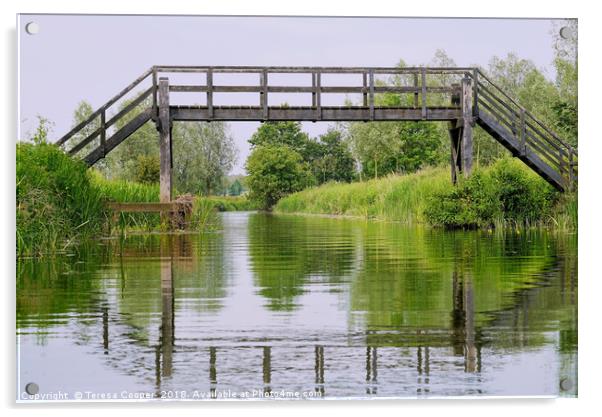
[461,76,474,177]
[100,109,106,157]
[421,67,427,120]
[152,66,158,121]
[158,77,173,211]
[261,69,268,121]
[520,108,526,155]
[315,71,321,121]
[414,72,419,108]
[472,69,479,117]
[369,69,375,121]
[362,72,368,107]
[207,68,213,120]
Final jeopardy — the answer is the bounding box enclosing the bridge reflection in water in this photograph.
[17,213,577,398]
[126,238,506,397]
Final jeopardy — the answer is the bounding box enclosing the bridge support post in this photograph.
[448,123,463,185]
[157,77,173,225]
[461,76,474,178]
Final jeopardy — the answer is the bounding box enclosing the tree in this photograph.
[76,94,237,194]
[312,129,356,183]
[228,179,243,196]
[65,101,101,163]
[249,121,310,157]
[347,119,442,179]
[173,122,237,195]
[245,145,312,209]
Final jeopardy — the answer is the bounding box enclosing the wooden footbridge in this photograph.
[55,65,577,206]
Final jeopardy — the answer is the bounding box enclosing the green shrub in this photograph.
[132,154,160,185]
[424,158,559,229]
[424,170,500,229]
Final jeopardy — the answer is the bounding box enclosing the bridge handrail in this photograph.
[473,69,577,156]
[55,66,155,149]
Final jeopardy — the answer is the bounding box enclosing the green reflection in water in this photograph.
[17,212,577,398]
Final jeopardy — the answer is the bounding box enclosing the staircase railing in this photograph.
[55,67,156,158]
[470,69,577,190]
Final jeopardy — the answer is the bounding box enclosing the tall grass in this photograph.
[276,166,450,224]
[17,143,107,256]
[276,159,577,231]
[90,170,162,231]
[206,195,259,212]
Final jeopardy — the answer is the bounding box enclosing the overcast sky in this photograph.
[18,15,566,174]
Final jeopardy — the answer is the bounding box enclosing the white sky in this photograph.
[19,15,564,174]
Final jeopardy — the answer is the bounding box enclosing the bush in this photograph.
[245,145,313,210]
[424,158,559,229]
[17,142,106,255]
[424,170,500,229]
[132,154,160,185]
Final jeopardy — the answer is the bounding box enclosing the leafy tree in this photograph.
[30,115,54,145]
[65,101,102,165]
[228,179,243,196]
[76,94,237,195]
[312,129,356,183]
[347,120,442,179]
[249,121,310,157]
[245,145,312,209]
[173,122,237,195]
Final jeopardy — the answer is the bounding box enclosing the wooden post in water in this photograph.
[461,76,474,177]
[158,77,173,225]
[160,235,174,378]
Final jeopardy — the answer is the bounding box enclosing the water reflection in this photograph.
[17,212,578,399]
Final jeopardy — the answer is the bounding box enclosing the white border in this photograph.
[3,1,600,416]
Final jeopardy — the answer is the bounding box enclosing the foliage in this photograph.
[424,158,562,229]
[276,166,450,224]
[228,179,244,196]
[347,120,443,179]
[172,122,237,195]
[133,154,160,184]
[250,122,356,186]
[249,121,310,156]
[89,95,237,195]
[17,141,106,256]
[89,171,161,230]
[310,129,356,184]
[277,158,575,231]
[205,195,259,211]
[245,145,312,210]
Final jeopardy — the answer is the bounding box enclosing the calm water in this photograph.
[17,212,578,400]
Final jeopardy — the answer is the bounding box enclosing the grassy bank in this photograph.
[17,144,257,256]
[17,142,107,256]
[276,158,577,231]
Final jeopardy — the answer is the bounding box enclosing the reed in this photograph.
[276,158,577,231]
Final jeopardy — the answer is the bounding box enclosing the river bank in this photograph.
[16,142,256,257]
[275,158,577,231]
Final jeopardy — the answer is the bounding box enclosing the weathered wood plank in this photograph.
[461,77,473,177]
[84,108,152,165]
[170,106,462,122]
[105,86,153,128]
[107,202,182,212]
[158,78,172,204]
